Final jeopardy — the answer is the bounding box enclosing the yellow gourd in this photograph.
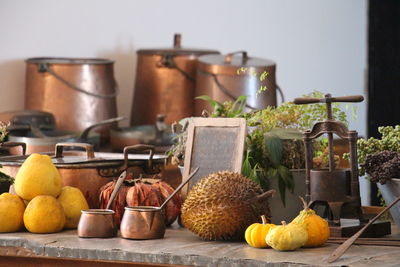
[265,221,308,251]
[291,197,330,247]
[245,215,275,248]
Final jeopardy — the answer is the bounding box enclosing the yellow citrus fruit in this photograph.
[0,193,25,232]
[24,195,65,233]
[14,153,62,200]
[58,186,89,229]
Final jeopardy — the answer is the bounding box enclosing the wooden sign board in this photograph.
[182,118,246,198]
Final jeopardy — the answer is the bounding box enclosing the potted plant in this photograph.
[240,92,350,223]
[0,121,13,194]
[349,125,400,226]
[168,92,352,223]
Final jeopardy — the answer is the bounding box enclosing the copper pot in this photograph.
[78,209,117,238]
[120,206,165,239]
[194,51,284,115]
[0,143,166,208]
[131,34,219,126]
[111,114,174,153]
[24,57,118,142]
[7,116,124,154]
[120,167,198,240]
[78,170,127,238]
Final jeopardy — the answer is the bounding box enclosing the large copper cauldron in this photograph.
[194,51,283,115]
[131,34,219,126]
[24,57,118,142]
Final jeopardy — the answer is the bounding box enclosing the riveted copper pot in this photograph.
[25,57,118,142]
[194,51,284,115]
[131,34,219,126]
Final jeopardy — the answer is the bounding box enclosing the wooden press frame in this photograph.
[182,117,247,198]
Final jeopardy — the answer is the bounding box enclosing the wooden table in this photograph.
[1,224,400,267]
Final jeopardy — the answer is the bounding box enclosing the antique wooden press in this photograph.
[294,94,391,237]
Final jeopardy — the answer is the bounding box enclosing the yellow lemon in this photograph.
[0,193,25,232]
[24,195,65,233]
[14,154,62,200]
[58,186,89,229]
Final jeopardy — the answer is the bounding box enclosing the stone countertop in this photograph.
[0,225,400,267]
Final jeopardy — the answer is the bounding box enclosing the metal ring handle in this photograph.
[122,144,155,170]
[156,54,195,82]
[1,142,27,155]
[38,63,118,99]
[225,51,248,64]
[206,70,257,110]
[276,84,285,104]
[55,142,95,159]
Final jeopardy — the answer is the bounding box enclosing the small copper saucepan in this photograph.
[77,170,127,238]
[120,167,199,240]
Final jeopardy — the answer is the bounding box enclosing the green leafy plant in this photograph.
[237,68,269,95]
[243,91,351,205]
[195,95,247,118]
[170,91,353,205]
[0,121,13,185]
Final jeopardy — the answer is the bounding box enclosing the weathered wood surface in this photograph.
[1,225,400,267]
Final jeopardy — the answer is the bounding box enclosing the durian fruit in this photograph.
[181,171,275,240]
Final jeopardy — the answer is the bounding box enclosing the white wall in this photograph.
[0,0,370,202]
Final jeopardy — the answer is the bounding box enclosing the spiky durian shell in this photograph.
[181,171,273,240]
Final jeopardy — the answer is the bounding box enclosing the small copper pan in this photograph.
[120,167,199,239]
[77,170,127,238]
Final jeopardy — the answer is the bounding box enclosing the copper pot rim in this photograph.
[124,206,161,212]
[81,209,115,215]
[310,168,350,173]
[26,57,114,65]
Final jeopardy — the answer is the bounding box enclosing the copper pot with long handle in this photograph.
[24,57,118,142]
[120,167,199,240]
[131,34,219,126]
[77,170,127,238]
[7,116,124,154]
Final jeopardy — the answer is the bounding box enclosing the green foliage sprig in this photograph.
[195,95,247,118]
[0,121,13,185]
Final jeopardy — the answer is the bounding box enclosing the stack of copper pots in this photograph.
[131,35,283,127]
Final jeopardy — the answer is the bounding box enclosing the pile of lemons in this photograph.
[0,154,88,233]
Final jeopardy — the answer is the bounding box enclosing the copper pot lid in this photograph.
[26,57,114,65]
[198,51,276,76]
[137,33,219,56]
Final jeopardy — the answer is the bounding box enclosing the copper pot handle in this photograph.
[55,142,95,159]
[225,51,248,64]
[38,63,118,99]
[122,144,155,170]
[0,141,27,155]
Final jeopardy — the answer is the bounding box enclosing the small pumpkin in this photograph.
[291,197,330,247]
[245,215,275,248]
[265,221,308,251]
